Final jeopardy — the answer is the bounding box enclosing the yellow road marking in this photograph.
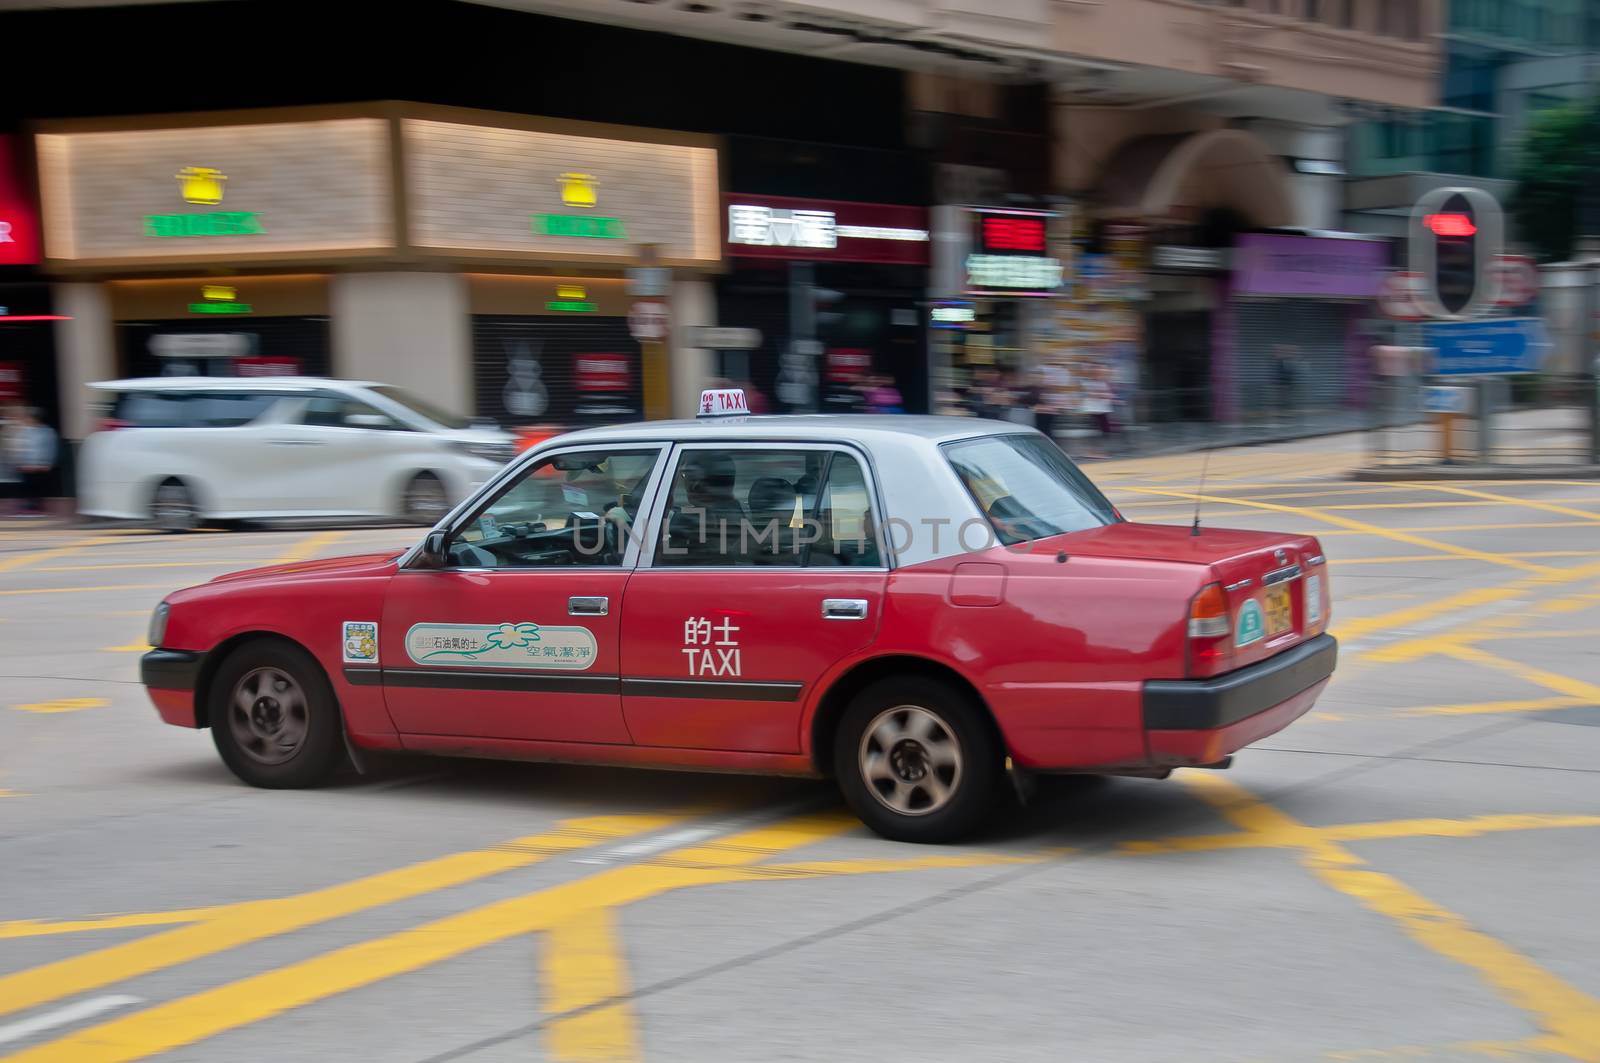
[1402,697,1591,718]
[33,559,269,573]
[10,698,108,715]
[0,908,225,940]
[1335,561,1600,646]
[1367,571,1600,663]
[1397,484,1600,523]
[1313,520,1600,535]
[1180,774,1600,1060]
[0,583,168,597]
[1440,644,1600,704]
[9,814,1040,1063]
[1118,487,1556,574]
[1323,500,1600,510]
[1122,810,1600,855]
[544,909,640,1063]
[0,536,115,575]
[3,813,852,1063]
[271,529,347,564]
[0,813,680,1020]
[1332,551,1597,566]
[102,641,152,653]
[1475,627,1600,643]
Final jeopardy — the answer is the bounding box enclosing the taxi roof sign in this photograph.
[698,388,750,417]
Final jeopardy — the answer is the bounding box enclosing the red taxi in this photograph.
[141,390,1335,842]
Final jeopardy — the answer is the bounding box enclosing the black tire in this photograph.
[150,478,201,533]
[209,639,345,789]
[400,471,449,525]
[833,675,1002,843]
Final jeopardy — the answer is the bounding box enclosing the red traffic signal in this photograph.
[1424,213,1477,238]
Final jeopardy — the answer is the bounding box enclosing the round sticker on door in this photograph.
[1236,599,1265,647]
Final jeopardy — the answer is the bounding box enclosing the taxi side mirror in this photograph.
[417,529,449,569]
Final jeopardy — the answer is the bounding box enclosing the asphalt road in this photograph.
[3,434,1599,1063]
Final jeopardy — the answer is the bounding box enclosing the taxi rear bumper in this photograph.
[1142,634,1336,766]
[142,648,203,728]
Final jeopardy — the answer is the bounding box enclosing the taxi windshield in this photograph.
[943,434,1119,546]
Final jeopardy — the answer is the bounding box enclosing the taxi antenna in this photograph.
[1191,447,1212,537]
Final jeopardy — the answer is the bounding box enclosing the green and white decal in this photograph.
[405,621,598,670]
[1235,599,1265,647]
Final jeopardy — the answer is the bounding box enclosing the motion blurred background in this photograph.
[1,0,1597,518]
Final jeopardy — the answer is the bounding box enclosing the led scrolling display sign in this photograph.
[963,207,1062,296]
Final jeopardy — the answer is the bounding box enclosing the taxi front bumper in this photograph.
[1142,634,1337,766]
[142,648,203,728]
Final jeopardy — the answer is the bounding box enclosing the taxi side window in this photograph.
[654,449,880,568]
[448,449,660,569]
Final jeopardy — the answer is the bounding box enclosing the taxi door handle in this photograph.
[568,596,609,616]
[821,598,869,621]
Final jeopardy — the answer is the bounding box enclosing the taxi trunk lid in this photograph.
[1057,523,1328,672]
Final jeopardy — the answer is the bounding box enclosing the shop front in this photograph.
[37,104,723,441]
[930,204,1066,421]
[720,193,930,414]
[1225,233,1389,421]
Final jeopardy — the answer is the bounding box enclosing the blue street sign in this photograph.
[1423,317,1550,375]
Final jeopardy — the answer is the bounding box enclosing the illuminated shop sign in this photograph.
[188,284,251,314]
[930,302,976,328]
[405,119,720,265]
[725,194,930,265]
[0,136,40,265]
[38,118,392,264]
[964,207,1061,297]
[546,283,597,313]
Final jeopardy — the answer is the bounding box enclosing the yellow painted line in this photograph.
[0,813,681,1020]
[1123,810,1600,855]
[103,641,152,653]
[1332,551,1597,566]
[0,536,115,575]
[0,908,224,940]
[1181,774,1600,1060]
[4,812,855,1063]
[544,909,640,1063]
[1476,627,1600,643]
[271,529,347,564]
[1440,644,1600,704]
[33,559,269,573]
[0,583,168,597]
[10,698,109,715]
[1319,500,1600,510]
[1395,483,1600,523]
[1317,520,1600,535]
[1363,567,1600,662]
[1119,487,1556,574]
[1403,697,1591,718]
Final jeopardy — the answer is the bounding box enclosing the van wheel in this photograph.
[834,676,1001,843]
[150,479,200,533]
[209,639,344,789]
[400,472,449,525]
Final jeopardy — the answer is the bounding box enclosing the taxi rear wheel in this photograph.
[834,677,1001,843]
[209,640,344,789]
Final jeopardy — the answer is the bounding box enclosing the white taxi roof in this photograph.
[546,414,1042,568]
[557,414,1023,447]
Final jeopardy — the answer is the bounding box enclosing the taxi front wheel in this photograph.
[834,677,1001,844]
[209,640,344,789]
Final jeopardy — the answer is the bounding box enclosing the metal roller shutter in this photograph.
[472,315,642,428]
[1234,301,1350,413]
[117,317,332,379]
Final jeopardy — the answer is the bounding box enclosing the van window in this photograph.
[110,390,278,428]
[302,393,406,430]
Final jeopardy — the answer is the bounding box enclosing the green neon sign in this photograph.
[188,302,253,315]
[532,213,625,240]
[144,212,264,238]
[545,300,597,313]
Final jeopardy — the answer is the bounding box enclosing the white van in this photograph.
[79,378,517,530]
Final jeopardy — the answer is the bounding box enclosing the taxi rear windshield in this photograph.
[943,434,1119,545]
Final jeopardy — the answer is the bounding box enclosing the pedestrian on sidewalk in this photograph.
[6,406,58,517]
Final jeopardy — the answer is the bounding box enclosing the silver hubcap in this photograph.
[858,705,963,817]
[228,667,309,765]
[405,477,448,522]
[153,483,196,531]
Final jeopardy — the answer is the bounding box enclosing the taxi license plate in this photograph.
[1264,584,1293,638]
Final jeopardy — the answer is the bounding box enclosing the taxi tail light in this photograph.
[1187,582,1233,677]
[97,417,131,433]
